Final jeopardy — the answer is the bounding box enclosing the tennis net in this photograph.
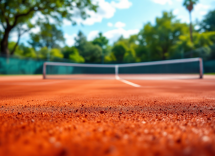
[43,58,203,80]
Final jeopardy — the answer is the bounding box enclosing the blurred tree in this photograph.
[104,53,116,63]
[138,12,189,60]
[0,0,97,57]
[10,22,34,55]
[199,10,215,32]
[38,47,49,59]
[62,46,84,63]
[183,0,199,43]
[81,42,102,63]
[28,23,65,49]
[75,31,102,63]
[135,45,149,62]
[0,27,3,50]
[50,48,64,60]
[110,35,139,63]
[37,47,64,60]
[103,45,112,58]
[8,42,23,57]
[92,32,109,63]
[112,42,128,63]
[75,31,87,55]
[171,32,215,60]
[123,48,136,63]
[8,42,36,58]
[92,32,108,48]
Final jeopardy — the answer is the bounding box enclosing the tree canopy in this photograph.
[0,0,97,56]
[138,12,189,60]
[1,1,215,64]
[75,31,102,63]
[200,10,215,32]
[28,23,65,49]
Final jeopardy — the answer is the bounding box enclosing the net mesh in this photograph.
[118,61,200,80]
[44,58,203,80]
[46,65,116,79]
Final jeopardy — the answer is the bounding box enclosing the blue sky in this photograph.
[15,0,215,46]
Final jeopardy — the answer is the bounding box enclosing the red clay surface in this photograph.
[0,75,215,156]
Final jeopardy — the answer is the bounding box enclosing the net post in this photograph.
[115,65,119,80]
[199,58,203,79]
[43,62,46,79]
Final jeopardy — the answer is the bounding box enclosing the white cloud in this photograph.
[72,0,116,25]
[31,27,40,34]
[200,11,207,16]
[9,32,18,42]
[111,0,132,9]
[64,33,77,46]
[86,27,139,45]
[104,28,139,44]
[195,3,210,11]
[26,0,132,28]
[173,9,179,15]
[108,22,113,27]
[115,21,126,28]
[87,30,99,41]
[151,0,172,5]
[71,0,132,26]
[63,19,72,26]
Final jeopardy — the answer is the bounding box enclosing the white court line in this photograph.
[120,79,141,87]
[116,76,141,88]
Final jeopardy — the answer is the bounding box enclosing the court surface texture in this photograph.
[0,75,215,156]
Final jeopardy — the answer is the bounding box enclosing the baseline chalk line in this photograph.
[115,76,141,88]
[120,79,141,88]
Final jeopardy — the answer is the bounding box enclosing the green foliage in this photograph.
[28,23,65,49]
[112,42,128,63]
[0,0,97,27]
[92,32,109,63]
[123,48,136,63]
[50,48,64,60]
[200,10,215,32]
[171,32,215,59]
[183,0,199,12]
[75,31,102,63]
[139,12,189,60]
[62,46,85,63]
[38,47,63,60]
[8,42,36,58]
[110,35,139,63]
[104,53,116,63]
[81,42,102,63]
[2,2,215,63]
[135,45,149,62]
[75,31,87,55]
[92,32,109,49]
[103,45,112,57]
[8,42,22,56]
[0,0,98,55]
[38,47,49,59]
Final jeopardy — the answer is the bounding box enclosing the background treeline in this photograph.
[1,1,215,64]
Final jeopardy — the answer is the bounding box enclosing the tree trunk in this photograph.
[189,11,193,57]
[10,34,21,55]
[189,11,193,43]
[0,28,11,57]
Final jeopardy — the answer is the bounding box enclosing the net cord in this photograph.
[44,58,200,68]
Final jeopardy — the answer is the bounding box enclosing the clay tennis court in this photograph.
[0,75,215,156]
